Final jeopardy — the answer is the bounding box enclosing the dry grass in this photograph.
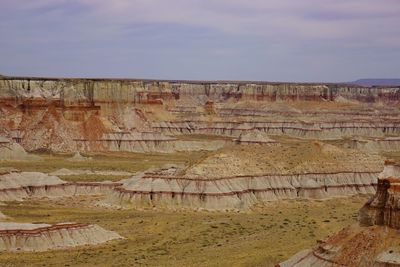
[0,150,210,176]
[0,142,380,266]
[0,196,367,267]
[184,141,383,178]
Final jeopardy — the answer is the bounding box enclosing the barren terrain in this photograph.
[0,196,366,266]
[0,77,399,266]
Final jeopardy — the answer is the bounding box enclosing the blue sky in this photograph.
[0,0,399,82]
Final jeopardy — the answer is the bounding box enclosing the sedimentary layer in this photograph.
[359,161,400,228]
[74,132,227,153]
[107,142,384,210]
[152,120,400,139]
[1,76,400,152]
[278,225,397,267]
[342,137,400,152]
[0,222,122,252]
[279,161,400,267]
[2,77,400,103]
[111,171,378,210]
[0,171,121,201]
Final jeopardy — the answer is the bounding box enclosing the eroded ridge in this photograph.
[0,170,122,201]
[359,160,400,229]
[0,222,122,252]
[279,160,400,267]
[108,143,384,211]
[1,76,400,153]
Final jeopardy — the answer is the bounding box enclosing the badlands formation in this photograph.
[0,76,398,210]
[1,76,400,153]
[0,222,121,252]
[279,161,400,267]
[0,169,122,252]
[111,142,383,210]
[0,75,399,265]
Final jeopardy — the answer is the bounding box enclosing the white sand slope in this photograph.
[0,172,66,190]
[0,171,121,201]
[0,222,123,252]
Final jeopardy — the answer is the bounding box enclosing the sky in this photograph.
[0,0,399,82]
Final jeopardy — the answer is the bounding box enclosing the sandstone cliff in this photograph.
[1,76,400,152]
[1,77,400,103]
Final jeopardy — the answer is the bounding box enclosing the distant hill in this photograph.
[349,79,400,87]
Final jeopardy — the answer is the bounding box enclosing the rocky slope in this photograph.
[0,169,124,252]
[279,161,400,267]
[359,160,400,229]
[0,137,40,161]
[0,170,121,201]
[1,76,400,152]
[0,222,122,252]
[107,142,384,211]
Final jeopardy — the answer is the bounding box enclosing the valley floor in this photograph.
[0,195,366,266]
[0,140,392,266]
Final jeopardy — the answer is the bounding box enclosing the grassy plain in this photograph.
[0,151,210,182]
[0,196,367,267]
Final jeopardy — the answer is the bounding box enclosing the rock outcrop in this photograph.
[235,130,276,144]
[107,142,383,211]
[279,160,400,267]
[359,160,400,228]
[1,77,399,103]
[0,171,121,201]
[0,171,123,252]
[0,222,122,252]
[0,137,40,161]
[74,132,227,153]
[67,152,92,161]
[1,76,400,152]
[342,137,400,153]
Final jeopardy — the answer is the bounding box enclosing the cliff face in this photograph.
[359,161,400,228]
[1,76,400,152]
[1,77,400,103]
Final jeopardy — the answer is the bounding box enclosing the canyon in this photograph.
[1,77,400,153]
[0,75,399,265]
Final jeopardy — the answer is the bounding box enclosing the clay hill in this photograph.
[0,222,122,252]
[108,142,383,211]
[0,168,123,252]
[279,160,400,267]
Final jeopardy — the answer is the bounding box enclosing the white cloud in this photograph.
[2,0,400,46]
[1,0,399,80]
[69,0,400,45]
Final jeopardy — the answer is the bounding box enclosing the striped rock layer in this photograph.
[1,76,400,152]
[0,222,122,252]
[110,171,379,211]
[279,161,400,267]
